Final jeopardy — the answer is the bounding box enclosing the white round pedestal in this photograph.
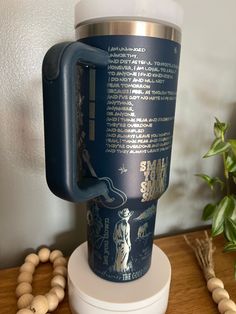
[68,242,171,314]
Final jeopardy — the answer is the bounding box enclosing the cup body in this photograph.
[75,19,181,282]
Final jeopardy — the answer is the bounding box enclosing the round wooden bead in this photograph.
[16,282,32,298]
[218,299,236,314]
[16,309,34,314]
[50,285,65,302]
[17,293,34,309]
[49,250,63,263]
[207,277,224,292]
[53,266,67,277]
[51,275,66,289]
[30,295,49,314]
[25,253,40,266]
[20,262,35,274]
[45,292,59,311]
[212,288,230,303]
[38,248,50,263]
[17,271,33,284]
[53,256,67,268]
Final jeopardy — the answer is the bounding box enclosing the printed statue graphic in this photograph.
[113,208,134,273]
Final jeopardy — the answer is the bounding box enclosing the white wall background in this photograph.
[156,0,236,233]
[0,0,236,268]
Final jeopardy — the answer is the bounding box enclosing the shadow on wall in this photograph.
[167,102,236,235]
[15,95,44,171]
[155,108,236,236]
[21,202,88,262]
[54,203,88,257]
[228,102,236,195]
[2,80,45,173]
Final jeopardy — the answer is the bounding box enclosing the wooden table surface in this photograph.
[1,229,236,314]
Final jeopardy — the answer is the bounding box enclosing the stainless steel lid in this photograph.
[75,0,183,30]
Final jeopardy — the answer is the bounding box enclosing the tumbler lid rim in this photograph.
[75,0,183,30]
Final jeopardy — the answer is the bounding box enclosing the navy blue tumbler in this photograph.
[43,0,182,282]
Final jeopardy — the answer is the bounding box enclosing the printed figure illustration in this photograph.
[113,208,134,273]
[135,205,155,242]
[82,149,127,209]
[137,223,148,239]
[134,204,156,221]
[87,204,104,249]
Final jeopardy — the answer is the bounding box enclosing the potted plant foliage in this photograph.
[197,118,236,277]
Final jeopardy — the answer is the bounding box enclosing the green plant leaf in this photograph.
[229,139,236,157]
[195,174,225,191]
[233,174,236,185]
[212,177,225,191]
[214,125,223,139]
[224,217,236,242]
[195,174,213,185]
[224,242,236,252]
[212,196,235,237]
[229,194,236,221]
[203,138,231,158]
[226,154,236,173]
[214,118,229,138]
[202,203,217,221]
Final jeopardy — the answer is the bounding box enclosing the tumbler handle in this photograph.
[42,41,109,202]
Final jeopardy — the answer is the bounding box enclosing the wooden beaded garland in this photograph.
[16,248,67,314]
[206,276,236,314]
[185,232,236,314]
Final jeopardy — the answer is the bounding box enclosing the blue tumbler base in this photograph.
[68,242,171,314]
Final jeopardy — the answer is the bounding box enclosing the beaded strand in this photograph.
[16,248,67,314]
[184,232,236,314]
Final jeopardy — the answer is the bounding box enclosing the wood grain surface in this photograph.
[0,230,235,314]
